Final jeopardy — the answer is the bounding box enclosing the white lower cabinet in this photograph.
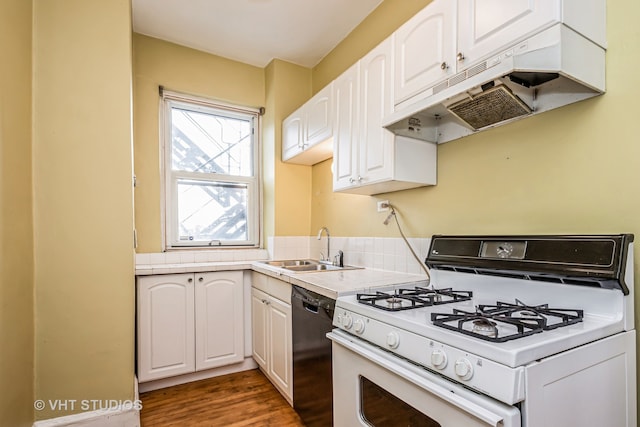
[251,272,293,403]
[137,271,244,383]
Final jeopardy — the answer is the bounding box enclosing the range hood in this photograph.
[383,24,606,144]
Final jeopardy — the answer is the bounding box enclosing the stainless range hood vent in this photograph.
[447,84,532,130]
[383,24,606,144]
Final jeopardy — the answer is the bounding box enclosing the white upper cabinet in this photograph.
[358,37,395,186]
[394,0,456,105]
[457,0,561,68]
[282,82,334,165]
[282,111,304,161]
[332,62,360,191]
[393,0,569,109]
[333,38,437,195]
[304,85,333,146]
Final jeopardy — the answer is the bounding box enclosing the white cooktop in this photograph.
[335,270,628,367]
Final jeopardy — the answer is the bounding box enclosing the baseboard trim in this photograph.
[138,357,258,393]
[33,378,141,427]
[33,407,140,427]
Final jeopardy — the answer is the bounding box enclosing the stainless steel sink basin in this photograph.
[284,264,343,272]
[260,259,360,273]
[263,259,317,268]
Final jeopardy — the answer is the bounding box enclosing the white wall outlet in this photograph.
[377,200,390,212]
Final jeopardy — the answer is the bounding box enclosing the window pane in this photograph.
[171,107,253,177]
[176,179,248,243]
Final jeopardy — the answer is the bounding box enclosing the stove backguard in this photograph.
[425,234,634,295]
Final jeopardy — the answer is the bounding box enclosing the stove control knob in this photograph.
[342,314,353,330]
[454,358,474,381]
[353,319,365,334]
[386,331,400,349]
[430,349,447,369]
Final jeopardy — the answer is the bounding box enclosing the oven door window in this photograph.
[361,376,441,427]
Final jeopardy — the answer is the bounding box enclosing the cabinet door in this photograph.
[251,287,269,370]
[393,0,456,105]
[359,38,394,186]
[332,62,359,191]
[268,296,293,401]
[304,82,333,147]
[282,109,304,161]
[457,0,560,66]
[137,274,195,382]
[195,271,244,371]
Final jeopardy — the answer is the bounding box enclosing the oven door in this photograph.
[328,330,521,427]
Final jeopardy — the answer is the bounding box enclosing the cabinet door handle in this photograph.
[357,175,363,182]
[440,62,448,70]
[188,278,193,283]
[198,277,203,282]
[349,177,355,183]
[457,52,465,62]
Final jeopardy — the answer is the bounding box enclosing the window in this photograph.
[162,90,261,248]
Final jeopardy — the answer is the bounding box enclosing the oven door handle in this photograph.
[328,331,517,427]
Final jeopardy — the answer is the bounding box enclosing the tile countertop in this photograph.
[252,263,428,299]
[136,260,429,300]
[135,261,255,276]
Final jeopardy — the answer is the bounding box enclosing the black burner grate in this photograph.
[478,300,584,330]
[431,299,584,343]
[357,287,472,312]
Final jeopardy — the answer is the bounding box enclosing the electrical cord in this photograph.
[383,203,432,285]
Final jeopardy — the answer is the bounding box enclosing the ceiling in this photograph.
[132,0,384,68]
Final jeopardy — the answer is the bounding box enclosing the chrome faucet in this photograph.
[317,227,330,263]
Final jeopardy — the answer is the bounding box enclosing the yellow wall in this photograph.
[0,0,34,425]
[1,0,635,423]
[133,34,266,252]
[263,60,313,239]
[133,36,313,250]
[32,0,135,420]
[312,0,432,92]
[268,61,314,236]
[310,0,640,239]
[310,0,640,417]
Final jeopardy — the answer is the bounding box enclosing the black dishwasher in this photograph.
[291,285,335,427]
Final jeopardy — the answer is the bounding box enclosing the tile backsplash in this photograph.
[135,248,269,266]
[135,236,431,276]
[270,236,431,275]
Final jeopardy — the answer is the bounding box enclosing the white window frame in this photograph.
[160,90,262,249]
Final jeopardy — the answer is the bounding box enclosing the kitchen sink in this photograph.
[262,259,317,268]
[285,264,343,272]
[259,259,360,273]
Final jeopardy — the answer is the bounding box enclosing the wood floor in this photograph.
[140,369,305,426]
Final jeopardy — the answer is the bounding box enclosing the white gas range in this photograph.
[328,235,637,427]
